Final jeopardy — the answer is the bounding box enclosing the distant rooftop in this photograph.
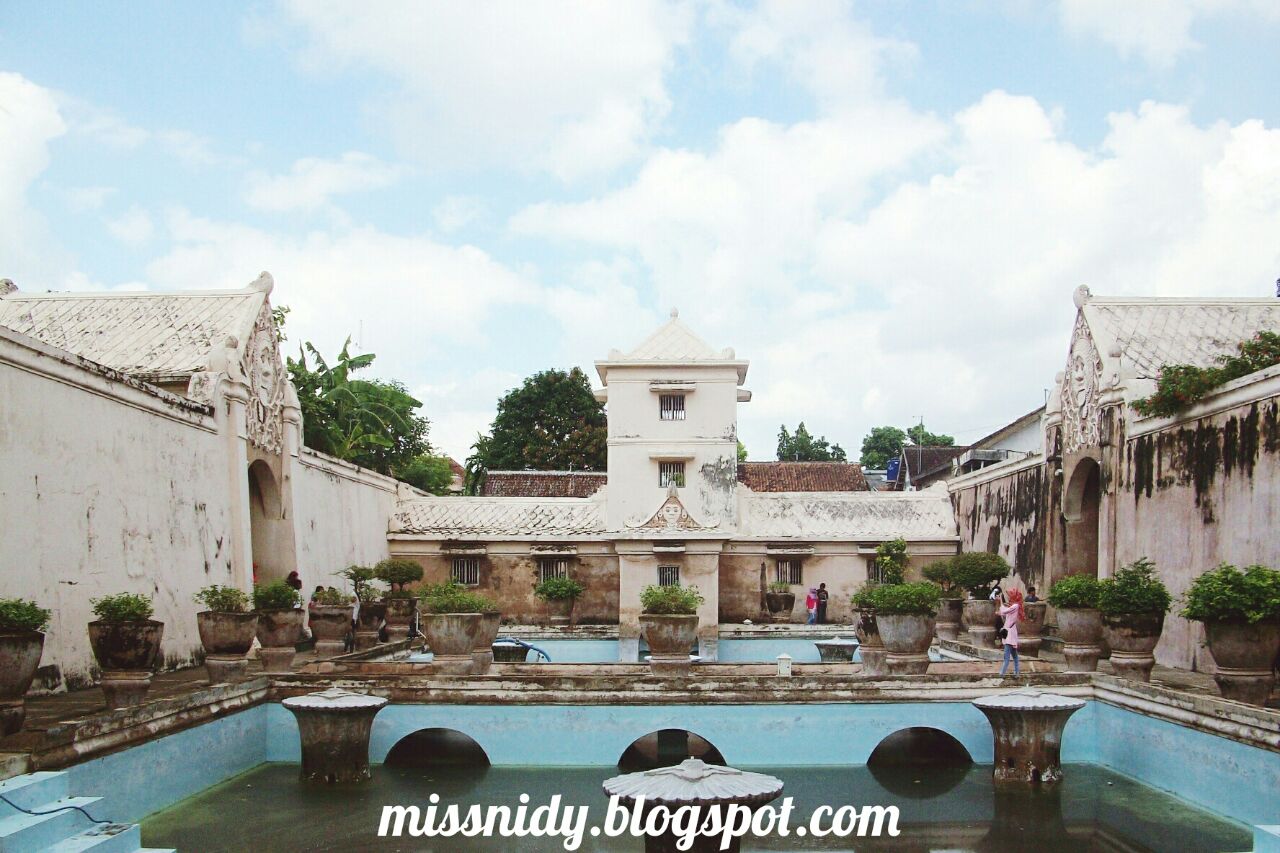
[737,461,870,492]
[479,470,608,498]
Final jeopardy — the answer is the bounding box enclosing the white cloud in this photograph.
[106,206,155,245]
[243,151,404,214]
[63,185,116,213]
[276,0,693,179]
[432,196,486,233]
[1058,0,1280,67]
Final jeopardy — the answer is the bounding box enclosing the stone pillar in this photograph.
[972,689,1085,785]
[282,688,388,784]
[204,655,249,683]
[100,671,153,709]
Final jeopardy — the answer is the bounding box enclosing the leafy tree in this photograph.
[859,426,906,469]
[287,338,431,477]
[906,424,954,447]
[466,368,607,492]
[776,422,847,462]
[737,440,748,463]
[397,455,456,496]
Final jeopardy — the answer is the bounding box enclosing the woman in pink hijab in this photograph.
[998,588,1025,677]
[805,588,818,625]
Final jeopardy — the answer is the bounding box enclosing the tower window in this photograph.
[451,556,480,586]
[659,394,686,420]
[659,461,686,488]
[658,565,680,587]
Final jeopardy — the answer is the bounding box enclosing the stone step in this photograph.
[0,771,70,814]
[45,823,141,853]
[0,796,102,853]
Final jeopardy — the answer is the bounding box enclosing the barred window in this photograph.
[659,461,686,488]
[659,394,686,421]
[775,559,802,586]
[658,565,680,587]
[451,556,480,586]
[537,557,569,584]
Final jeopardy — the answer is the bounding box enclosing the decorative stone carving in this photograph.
[241,301,286,454]
[627,483,718,531]
[972,689,1085,785]
[1062,313,1103,454]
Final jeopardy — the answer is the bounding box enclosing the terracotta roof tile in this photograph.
[737,462,870,492]
[480,471,608,498]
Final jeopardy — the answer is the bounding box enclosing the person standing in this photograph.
[998,588,1024,677]
[805,588,818,625]
[285,570,303,592]
[816,583,829,625]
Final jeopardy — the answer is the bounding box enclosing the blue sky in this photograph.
[3,1,1279,461]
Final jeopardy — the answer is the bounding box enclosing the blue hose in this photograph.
[495,636,551,662]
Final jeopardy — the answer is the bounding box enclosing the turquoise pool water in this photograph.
[410,636,880,663]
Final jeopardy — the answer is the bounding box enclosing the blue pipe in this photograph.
[496,636,551,662]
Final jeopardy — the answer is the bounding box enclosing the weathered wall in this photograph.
[1116,376,1280,671]
[949,457,1047,587]
[0,331,236,689]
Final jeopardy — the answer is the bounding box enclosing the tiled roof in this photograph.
[1084,297,1280,379]
[739,491,957,540]
[737,462,869,492]
[901,446,969,480]
[0,283,266,378]
[480,471,608,498]
[624,312,725,360]
[391,498,605,537]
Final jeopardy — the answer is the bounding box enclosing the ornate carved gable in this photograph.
[1061,311,1103,454]
[242,301,286,454]
[627,484,718,531]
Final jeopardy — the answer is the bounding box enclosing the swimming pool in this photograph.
[408,635,885,663]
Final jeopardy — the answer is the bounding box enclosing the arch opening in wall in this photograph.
[247,459,294,584]
[1062,457,1101,579]
[618,729,725,772]
[385,728,491,768]
[867,727,972,798]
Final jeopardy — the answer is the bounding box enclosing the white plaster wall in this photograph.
[0,332,236,688]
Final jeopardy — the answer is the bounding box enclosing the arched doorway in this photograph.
[385,728,491,768]
[248,460,294,584]
[867,727,972,798]
[618,729,726,772]
[1063,458,1101,579]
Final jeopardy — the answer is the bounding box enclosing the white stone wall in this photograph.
[0,330,237,689]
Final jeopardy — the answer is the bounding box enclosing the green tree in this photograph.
[776,422,847,462]
[859,426,907,469]
[397,455,456,496]
[287,338,431,476]
[737,440,748,463]
[907,424,955,447]
[466,367,607,493]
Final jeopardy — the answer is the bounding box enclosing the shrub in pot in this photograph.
[865,582,941,675]
[1181,563,1280,705]
[1047,574,1104,672]
[922,559,963,641]
[309,588,355,658]
[951,552,1010,648]
[534,576,585,627]
[1097,558,1171,682]
[376,558,424,641]
[419,582,496,674]
[764,581,796,623]
[340,565,386,650]
[639,584,703,676]
[87,593,163,709]
[850,585,888,675]
[253,581,303,674]
[193,585,257,684]
[0,599,50,734]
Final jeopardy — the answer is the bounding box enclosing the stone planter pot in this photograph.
[471,611,502,674]
[87,620,163,708]
[1204,620,1280,705]
[196,611,258,683]
[422,612,483,674]
[935,598,963,641]
[354,601,387,651]
[1020,601,1047,658]
[1056,607,1103,672]
[546,597,574,627]
[962,598,997,648]
[877,612,936,675]
[310,605,354,658]
[383,597,417,642]
[0,631,44,735]
[765,592,796,623]
[255,608,304,674]
[1101,612,1164,682]
[640,613,699,676]
[492,641,529,663]
[854,609,888,676]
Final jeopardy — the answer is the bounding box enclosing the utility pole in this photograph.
[915,415,924,492]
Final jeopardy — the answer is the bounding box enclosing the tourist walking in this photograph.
[816,583,829,625]
[805,588,818,625]
[998,588,1024,677]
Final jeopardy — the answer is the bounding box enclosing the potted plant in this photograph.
[87,593,163,708]
[639,584,703,675]
[376,558,424,641]
[1181,563,1280,705]
[309,588,355,658]
[764,581,795,623]
[850,585,888,676]
[0,598,50,734]
[193,585,257,684]
[340,565,386,650]
[1097,558,1171,682]
[534,575,585,627]
[253,581,303,673]
[865,582,941,675]
[950,552,1010,648]
[418,582,494,674]
[922,559,963,641]
[1047,574,1105,672]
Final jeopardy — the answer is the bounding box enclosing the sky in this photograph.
[2,1,1279,464]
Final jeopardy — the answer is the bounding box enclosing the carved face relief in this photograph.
[242,302,286,453]
[660,502,682,528]
[1062,314,1102,453]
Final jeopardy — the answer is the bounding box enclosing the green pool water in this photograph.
[140,763,1250,851]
